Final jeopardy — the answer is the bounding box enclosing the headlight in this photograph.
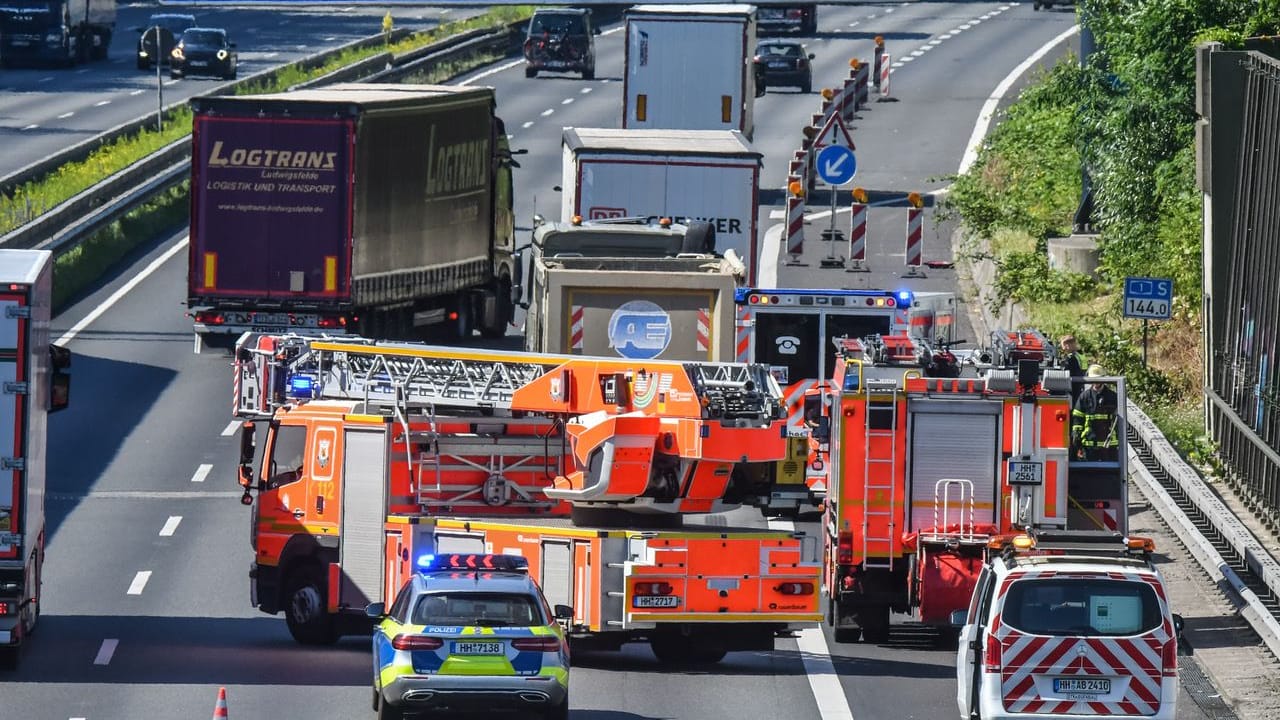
[139,50,149,57]
[217,49,228,60]
[171,47,183,59]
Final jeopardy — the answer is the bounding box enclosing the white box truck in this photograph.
[624,4,757,138]
[0,250,70,669]
[561,127,763,285]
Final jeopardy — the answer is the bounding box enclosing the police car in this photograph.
[954,530,1184,720]
[367,553,571,720]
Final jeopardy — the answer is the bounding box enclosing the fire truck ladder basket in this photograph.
[923,478,978,544]
[862,378,900,570]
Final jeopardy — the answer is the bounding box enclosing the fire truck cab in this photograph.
[818,329,1129,643]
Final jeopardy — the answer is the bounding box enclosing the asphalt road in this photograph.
[0,1,480,177]
[0,3,1232,719]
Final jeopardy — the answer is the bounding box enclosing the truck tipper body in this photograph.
[0,0,115,66]
[0,250,70,669]
[187,83,517,349]
[523,217,743,361]
[624,4,756,138]
[561,128,762,284]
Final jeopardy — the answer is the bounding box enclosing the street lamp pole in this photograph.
[153,25,163,132]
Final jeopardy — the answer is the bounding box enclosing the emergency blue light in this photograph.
[418,553,529,573]
[897,290,912,304]
[288,375,315,398]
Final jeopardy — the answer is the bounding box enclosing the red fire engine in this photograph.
[816,329,1129,642]
[232,334,821,661]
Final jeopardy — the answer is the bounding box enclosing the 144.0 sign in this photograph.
[1123,277,1172,320]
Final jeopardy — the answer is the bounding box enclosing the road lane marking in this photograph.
[57,112,74,119]
[797,628,856,720]
[130,89,145,95]
[127,571,152,595]
[522,121,534,129]
[191,463,213,483]
[38,76,53,83]
[540,108,555,117]
[159,516,182,537]
[461,58,522,85]
[55,235,188,346]
[93,639,118,665]
[603,26,623,36]
[562,98,574,105]
[94,100,110,106]
[75,68,90,74]
[580,87,592,94]
[21,124,38,131]
[221,420,240,437]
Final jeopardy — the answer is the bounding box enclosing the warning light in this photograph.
[788,180,804,196]
[907,192,924,209]
[851,187,868,203]
[448,311,459,321]
[659,217,672,227]
[875,35,884,47]
[418,553,529,573]
[821,87,834,100]
[288,375,315,399]
[571,215,583,225]
[849,58,859,69]
[897,290,912,304]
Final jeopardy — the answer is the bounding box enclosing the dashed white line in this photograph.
[57,112,74,119]
[884,7,895,13]
[159,516,182,537]
[521,120,534,129]
[940,33,953,40]
[94,100,110,106]
[191,463,213,483]
[561,98,574,105]
[21,124,38,131]
[540,108,555,117]
[93,639,118,665]
[264,52,279,58]
[130,89,145,95]
[325,36,337,41]
[221,420,240,437]
[911,49,925,57]
[927,40,942,46]
[848,21,860,28]
[127,571,152,595]
[37,76,53,83]
[580,87,592,94]
[896,58,911,65]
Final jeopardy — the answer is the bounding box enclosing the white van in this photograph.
[955,530,1182,719]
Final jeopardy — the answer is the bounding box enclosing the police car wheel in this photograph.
[543,695,569,720]
[284,566,338,645]
[376,697,405,720]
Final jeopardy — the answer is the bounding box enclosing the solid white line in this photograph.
[55,236,188,346]
[93,639,118,665]
[159,516,182,537]
[127,571,151,595]
[460,58,523,85]
[602,26,623,36]
[191,463,213,483]
[798,628,856,719]
[958,24,1079,175]
[221,420,240,437]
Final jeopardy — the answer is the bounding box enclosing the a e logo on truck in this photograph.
[608,300,671,360]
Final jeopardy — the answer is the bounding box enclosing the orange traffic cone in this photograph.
[212,687,228,718]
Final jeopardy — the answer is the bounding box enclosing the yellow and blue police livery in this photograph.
[367,553,571,720]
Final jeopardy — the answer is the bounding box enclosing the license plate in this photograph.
[189,61,207,67]
[10,40,29,46]
[633,595,679,608]
[760,8,784,17]
[452,641,504,655]
[768,62,789,69]
[545,61,566,67]
[1054,678,1111,694]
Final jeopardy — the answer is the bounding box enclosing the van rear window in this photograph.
[1002,578,1161,636]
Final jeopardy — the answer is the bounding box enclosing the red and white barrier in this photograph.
[879,53,892,99]
[696,308,710,353]
[904,205,923,276]
[785,176,806,264]
[570,305,585,351]
[848,200,867,264]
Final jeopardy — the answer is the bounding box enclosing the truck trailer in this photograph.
[561,127,762,285]
[0,0,114,66]
[186,83,518,350]
[624,4,756,138]
[0,250,70,669]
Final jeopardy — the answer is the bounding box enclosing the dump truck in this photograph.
[186,83,518,350]
[0,250,71,670]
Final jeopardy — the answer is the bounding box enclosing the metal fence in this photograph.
[1200,42,1280,529]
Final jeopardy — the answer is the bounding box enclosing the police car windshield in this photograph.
[1003,578,1161,637]
[412,592,544,627]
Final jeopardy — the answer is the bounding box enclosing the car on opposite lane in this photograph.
[169,27,237,80]
[368,553,572,720]
[522,7,597,79]
[754,39,813,93]
[134,13,195,70]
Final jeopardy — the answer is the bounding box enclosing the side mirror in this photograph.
[238,422,256,466]
[49,345,71,413]
[552,185,563,193]
[950,609,968,627]
[532,214,546,228]
[554,604,573,620]
[1172,613,1184,634]
[365,602,386,618]
[808,53,816,60]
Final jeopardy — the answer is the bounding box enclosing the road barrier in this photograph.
[785,177,806,265]
[872,36,884,89]
[904,196,923,277]
[212,687,229,718]
[879,53,892,100]
[847,194,868,272]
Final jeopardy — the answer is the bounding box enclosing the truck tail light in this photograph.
[317,316,347,329]
[512,637,561,652]
[775,582,814,595]
[391,634,443,651]
[983,632,1002,673]
[634,581,673,596]
[1161,638,1178,677]
[0,602,10,615]
[837,531,853,564]
[195,312,225,326]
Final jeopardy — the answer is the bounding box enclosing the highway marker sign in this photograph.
[816,145,857,187]
[1123,277,1172,320]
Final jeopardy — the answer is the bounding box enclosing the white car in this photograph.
[955,530,1183,720]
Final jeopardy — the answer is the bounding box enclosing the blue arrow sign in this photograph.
[816,145,857,186]
[1123,276,1172,320]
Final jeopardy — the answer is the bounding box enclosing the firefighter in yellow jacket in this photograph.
[1072,364,1119,461]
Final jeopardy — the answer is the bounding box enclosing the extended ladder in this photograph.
[861,378,900,570]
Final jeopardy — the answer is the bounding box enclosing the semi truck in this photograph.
[561,127,762,284]
[0,0,115,66]
[523,215,744,361]
[0,250,71,670]
[231,333,821,661]
[623,4,757,138]
[186,83,518,351]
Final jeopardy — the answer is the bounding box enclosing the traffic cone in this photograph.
[212,687,228,718]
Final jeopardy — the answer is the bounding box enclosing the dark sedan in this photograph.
[754,40,813,93]
[170,27,237,80]
[134,13,196,70]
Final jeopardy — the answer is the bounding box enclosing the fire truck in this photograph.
[231,333,821,662]
[733,287,956,514]
[816,329,1129,643]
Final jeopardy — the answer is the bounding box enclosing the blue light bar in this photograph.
[897,290,913,304]
[288,375,315,398]
[417,553,529,573]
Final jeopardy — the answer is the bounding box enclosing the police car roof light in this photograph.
[417,553,529,573]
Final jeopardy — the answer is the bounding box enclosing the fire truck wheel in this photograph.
[284,566,338,645]
[833,627,861,643]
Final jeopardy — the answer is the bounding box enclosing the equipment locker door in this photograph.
[339,425,388,608]
[907,402,1001,532]
[541,541,573,611]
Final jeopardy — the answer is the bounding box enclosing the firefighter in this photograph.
[1058,334,1085,401]
[1071,364,1119,461]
